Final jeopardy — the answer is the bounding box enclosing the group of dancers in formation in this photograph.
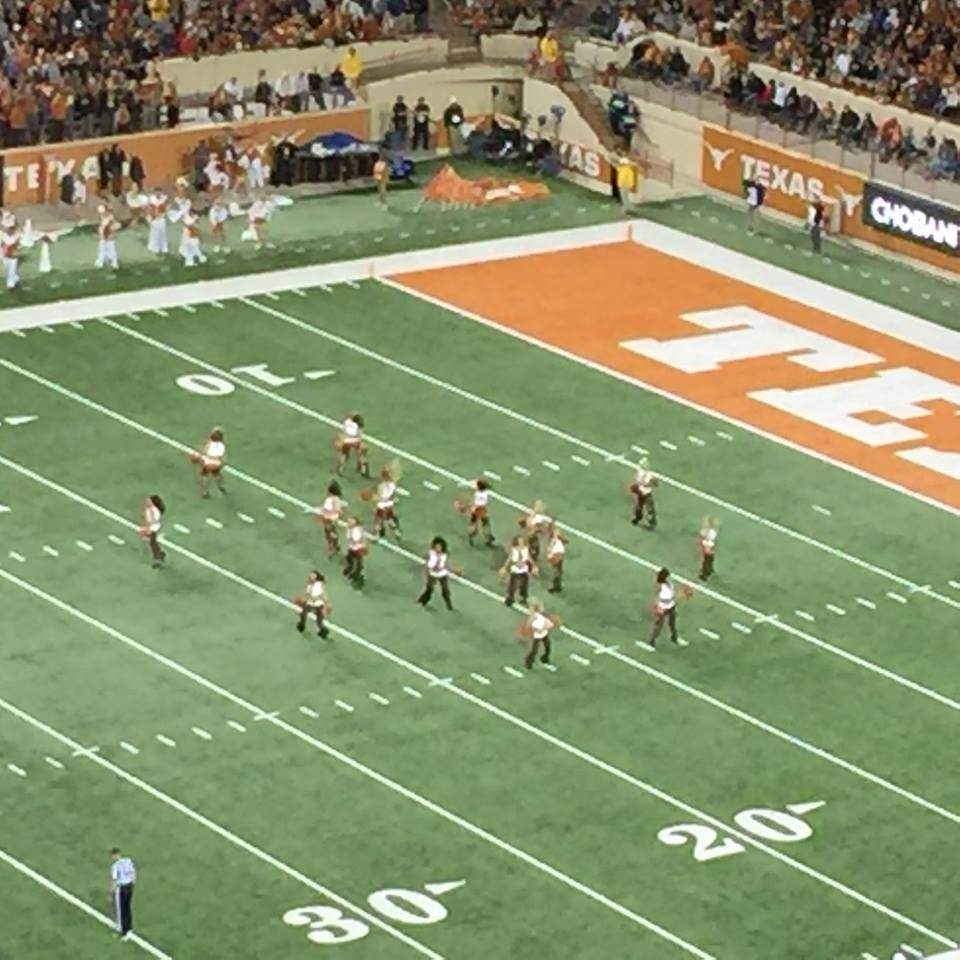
[139,413,721,667]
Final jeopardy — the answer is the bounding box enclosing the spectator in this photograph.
[328,65,350,108]
[691,56,715,93]
[513,6,541,34]
[254,70,274,115]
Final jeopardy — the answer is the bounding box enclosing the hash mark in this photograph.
[542,460,560,471]
[503,666,525,678]
[292,289,307,297]
[7,764,26,777]
[630,444,648,456]
[948,580,960,591]
[659,440,678,451]
[40,325,56,334]
[299,706,319,718]
[571,455,591,466]
[10,329,26,338]
[263,292,280,301]
[42,545,59,557]
[422,480,441,491]
[335,700,355,712]
[174,523,191,534]
[227,721,247,733]
[825,603,846,616]
[205,518,223,529]
[69,322,84,330]
[483,470,501,481]
[180,304,197,313]
[403,687,423,700]
[731,622,752,635]
[44,756,65,770]
[795,610,815,622]
[210,300,224,309]
[108,534,125,546]
[237,513,255,523]
[120,742,139,755]
[76,540,94,552]
[470,673,491,685]
[369,693,390,706]
[855,597,877,610]
[569,653,591,666]
[156,735,176,747]
[191,727,213,740]
[687,435,705,446]
[267,507,286,519]
[886,591,908,604]
[512,465,531,476]
[8,552,25,562]
[698,628,719,639]
[811,504,832,516]
[716,431,734,441]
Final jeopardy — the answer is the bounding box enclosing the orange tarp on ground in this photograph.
[422,164,550,207]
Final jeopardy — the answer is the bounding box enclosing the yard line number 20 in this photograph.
[658,801,824,863]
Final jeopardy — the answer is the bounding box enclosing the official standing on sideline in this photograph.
[109,847,137,938]
[744,178,765,233]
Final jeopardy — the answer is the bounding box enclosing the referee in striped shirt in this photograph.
[109,847,137,938]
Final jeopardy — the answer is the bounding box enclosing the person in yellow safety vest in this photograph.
[615,155,639,214]
[340,47,363,90]
[539,32,560,66]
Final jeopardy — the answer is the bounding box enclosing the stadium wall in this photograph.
[156,37,450,96]
[0,108,370,207]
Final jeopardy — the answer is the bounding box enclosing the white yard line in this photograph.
[80,329,960,710]
[0,847,173,959]
[0,565,951,950]
[0,697,444,960]
[232,300,960,607]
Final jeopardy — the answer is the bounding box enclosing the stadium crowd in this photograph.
[0,0,428,148]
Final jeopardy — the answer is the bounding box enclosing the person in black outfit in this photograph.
[808,200,825,254]
[97,146,111,195]
[391,95,409,146]
[308,66,326,110]
[443,97,464,154]
[412,97,430,150]
[129,154,145,192]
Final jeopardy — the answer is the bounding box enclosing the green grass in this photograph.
[1,264,958,959]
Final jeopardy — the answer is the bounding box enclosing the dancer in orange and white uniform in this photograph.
[629,458,658,529]
[518,601,560,670]
[417,536,455,610]
[335,413,370,477]
[205,153,231,196]
[371,467,401,540]
[316,480,347,557]
[698,516,719,582]
[545,523,568,594]
[188,427,227,497]
[138,494,167,568]
[1,211,20,290]
[647,567,690,648]
[518,499,551,562]
[180,208,206,267]
[295,570,331,638]
[459,477,495,546]
[342,516,367,588]
[147,188,169,254]
[95,205,120,269]
[246,197,269,248]
[500,535,536,607]
[209,198,229,252]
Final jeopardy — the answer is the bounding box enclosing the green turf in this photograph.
[1,267,958,959]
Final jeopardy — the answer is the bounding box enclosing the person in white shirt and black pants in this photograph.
[109,847,137,939]
[647,567,689,648]
[744,178,765,233]
[501,536,536,607]
[139,494,166,569]
[417,536,453,610]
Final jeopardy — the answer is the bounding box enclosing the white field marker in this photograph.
[786,801,826,816]
[630,444,648,456]
[542,460,560,472]
[237,513,255,524]
[855,597,877,610]
[291,289,307,297]
[302,370,336,381]
[403,686,423,699]
[753,614,779,625]
[543,663,558,672]
[887,591,908,604]
[226,721,246,733]
[263,292,280,301]
[908,584,931,596]
[42,545,59,557]
[174,523,191,535]
[320,284,332,293]
[698,628,720,640]
[513,465,531,476]
[659,440,678,451]
[345,280,360,290]
[180,304,197,313]
[299,706,319,719]
[422,480,441,491]
[826,604,846,616]
[470,673,491,686]
[483,470,501,481]
[795,610,815,622]
[949,580,960,591]
[335,700,355,713]
[4,415,39,427]
[899,946,923,958]
[569,653,591,666]
[503,666,524,678]
[44,756,65,770]
[396,486,410,497]
[370,693,390,706]
[40,326,56,334]
[156,735,176,747]
[812,504,832,516]
[862,954,879,960]
[205,518,223,529]
[428,677,453,688]
[594,645,620,657]
[210,300,224,309]
[69,322,84,331]
[731,622,752,635]
[716,431,734,441]
[119,742,139,756]
[8,551,26,563]
[75,540,93,552]
[107,534,125,546]
[7,764,26,777]
[268,507,286,519]
[153,309,170,318]
[687,435,706,447]
[192,727,213,741]
[571,455,591,466]
[252,710,279,722]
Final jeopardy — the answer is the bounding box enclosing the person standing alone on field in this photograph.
[647,567,689,648]
[518,600,559,669]
[296,570,331,637]
[109,847,137,939]
[808,199,825,254]
[373,156,389,208]
[744,178,765,233]
[139,495,166,568]
[698,516,719,581]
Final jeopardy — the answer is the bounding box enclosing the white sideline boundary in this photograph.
[1,219,957,517]
[0,847,172,958]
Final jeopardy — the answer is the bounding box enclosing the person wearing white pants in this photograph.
[181,212,206,267]
[147,189,169,254]
[95,207,119,269]
[1,211,21,290]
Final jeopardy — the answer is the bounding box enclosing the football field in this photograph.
[1,222,959,960]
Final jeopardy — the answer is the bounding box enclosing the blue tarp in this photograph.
[301,131,379,158]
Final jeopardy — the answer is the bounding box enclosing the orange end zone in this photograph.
[395,241,960,513]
